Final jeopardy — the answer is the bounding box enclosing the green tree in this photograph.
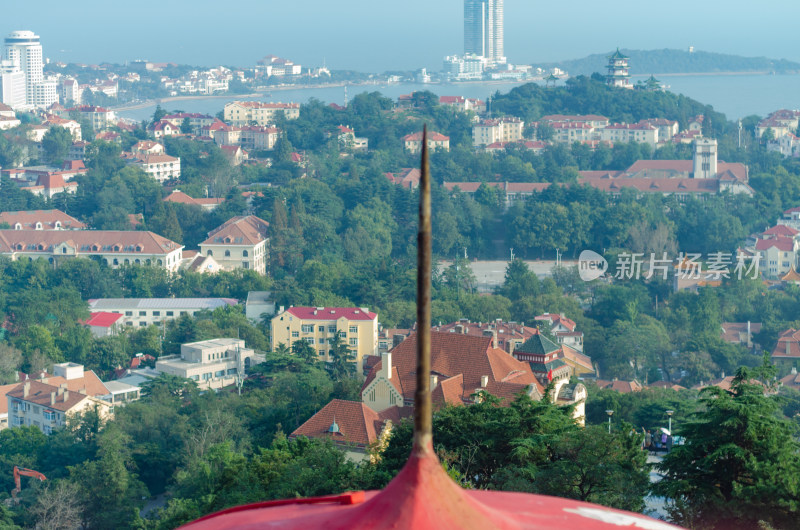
[654,371,800,529]
[41,126,72,164]
[326,334,355,381]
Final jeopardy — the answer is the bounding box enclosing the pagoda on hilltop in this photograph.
[606,48,632,89]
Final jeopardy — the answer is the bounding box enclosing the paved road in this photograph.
[437,259,578,293]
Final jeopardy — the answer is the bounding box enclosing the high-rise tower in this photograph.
[464,0,504,64]
[3,30,43,106]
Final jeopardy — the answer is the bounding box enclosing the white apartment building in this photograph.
[87,297,238,328]
[0,59,26,108]
[127,153,181,182]
[30,78,57,108]
[472,117,524,147]
[598,123,659,148]
[3,31,43,106]
[223,101,300,126]
[156,338,262,390]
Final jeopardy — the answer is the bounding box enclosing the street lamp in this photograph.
[605,409,614,434]
[666,410,674,433]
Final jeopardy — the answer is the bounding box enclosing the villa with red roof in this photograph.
[289,399,405,462]
[271,306,379,370]
[755,236,797,277]
[771,329,800,368]
[472,117,524,147]
[385,168,420,189]
[403,131,449,153]
[163,190,225,211]
[199,215,270,274]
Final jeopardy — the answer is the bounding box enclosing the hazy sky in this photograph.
[5,0,800,71]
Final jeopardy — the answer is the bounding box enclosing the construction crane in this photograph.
[11,466,46,503]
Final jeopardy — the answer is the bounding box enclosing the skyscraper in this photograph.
[3,30,44,106]
[464,0,504,64]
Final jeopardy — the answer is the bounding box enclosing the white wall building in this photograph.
[87,297,238,328]
[156,338,262,391]
[0,59,26,108]
[3,30,43,106]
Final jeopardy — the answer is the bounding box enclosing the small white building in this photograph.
[156,338,263,390]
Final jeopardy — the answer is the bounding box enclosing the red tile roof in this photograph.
[756,237,795,252]
[0,210,86,230]
[0,229,181,255]
[290,399,405,448]
[7,380,100,412]
[202,215,269,246]
[772,328,800,359]
[285,306,377,321]
[763,225,799,237]
[364,332,543,405]
[164,190,224,207]
[403,131,449,142]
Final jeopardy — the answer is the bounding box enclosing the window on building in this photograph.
[291,331,299,338]
[139,311,146,316]
[215,370,225,377]
[243,250,248,257]
[42,425,51,434]
[139,322,147,327]
[301,325,314,333]
[307,338,315,345]
[166,311,174,316]
[328,325,336,333]
[349,338,358,346]
[225,250,231,257]
[43,410,55,421]
[153,311,160,316]
[349,326,358,334]
[318,326,325,332]
[125,311,133,316]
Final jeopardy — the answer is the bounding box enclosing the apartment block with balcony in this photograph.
[199,216,270,274]
[271,306,379,372]
[223,101,300,126]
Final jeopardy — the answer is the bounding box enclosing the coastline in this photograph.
[634,71,799,77]
[111,81,360,112]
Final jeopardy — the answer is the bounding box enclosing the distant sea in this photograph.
[115,73,800,122]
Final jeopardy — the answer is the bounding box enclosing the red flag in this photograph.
[547,369,553,382]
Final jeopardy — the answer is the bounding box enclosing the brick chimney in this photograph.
[63,390,69,402]
[50,392,56,405]
[23,381,30,397]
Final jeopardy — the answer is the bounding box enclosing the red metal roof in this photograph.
[285,306,377,321]
[85,312,122,328]
[179,446,681,529]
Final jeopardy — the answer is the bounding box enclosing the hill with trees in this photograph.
[539,49,800,76]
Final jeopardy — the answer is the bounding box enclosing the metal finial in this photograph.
[413,126,433,455]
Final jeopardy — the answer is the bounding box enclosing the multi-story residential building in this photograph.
[472,117,523,147]
[223,101,300,126]
[148,120,180,138]
[540,114,610,128]
[598,122,659,147]
[549,121,595,143]
[125,152,181,182]
[0,59,26,108]
[0,229,183,270]
[403,131,450,153]
[30,78,57,108]
[161,112,215,134]
[156,338,262,390]
[768,132,800,158]
[87,297,238,328]
[6,380,113,434]
[199,216,270,274]
[58,78,81,105]
[53,105,115,131]
[0,209,86,230]
[756,109,800,138]
[385,168,421,189]
[756,236,798,278]
[20,173,78,198]
[245,291,275,322]
[771,328,800,369]
[464,0,504,64]
[3,31,43,106]
[255,56,303,78]
[131,140,165,156]
[271,306,379,370]
[639,118,679,142]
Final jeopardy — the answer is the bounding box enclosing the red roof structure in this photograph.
[84,312,122,328]
[285,306,377,321]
